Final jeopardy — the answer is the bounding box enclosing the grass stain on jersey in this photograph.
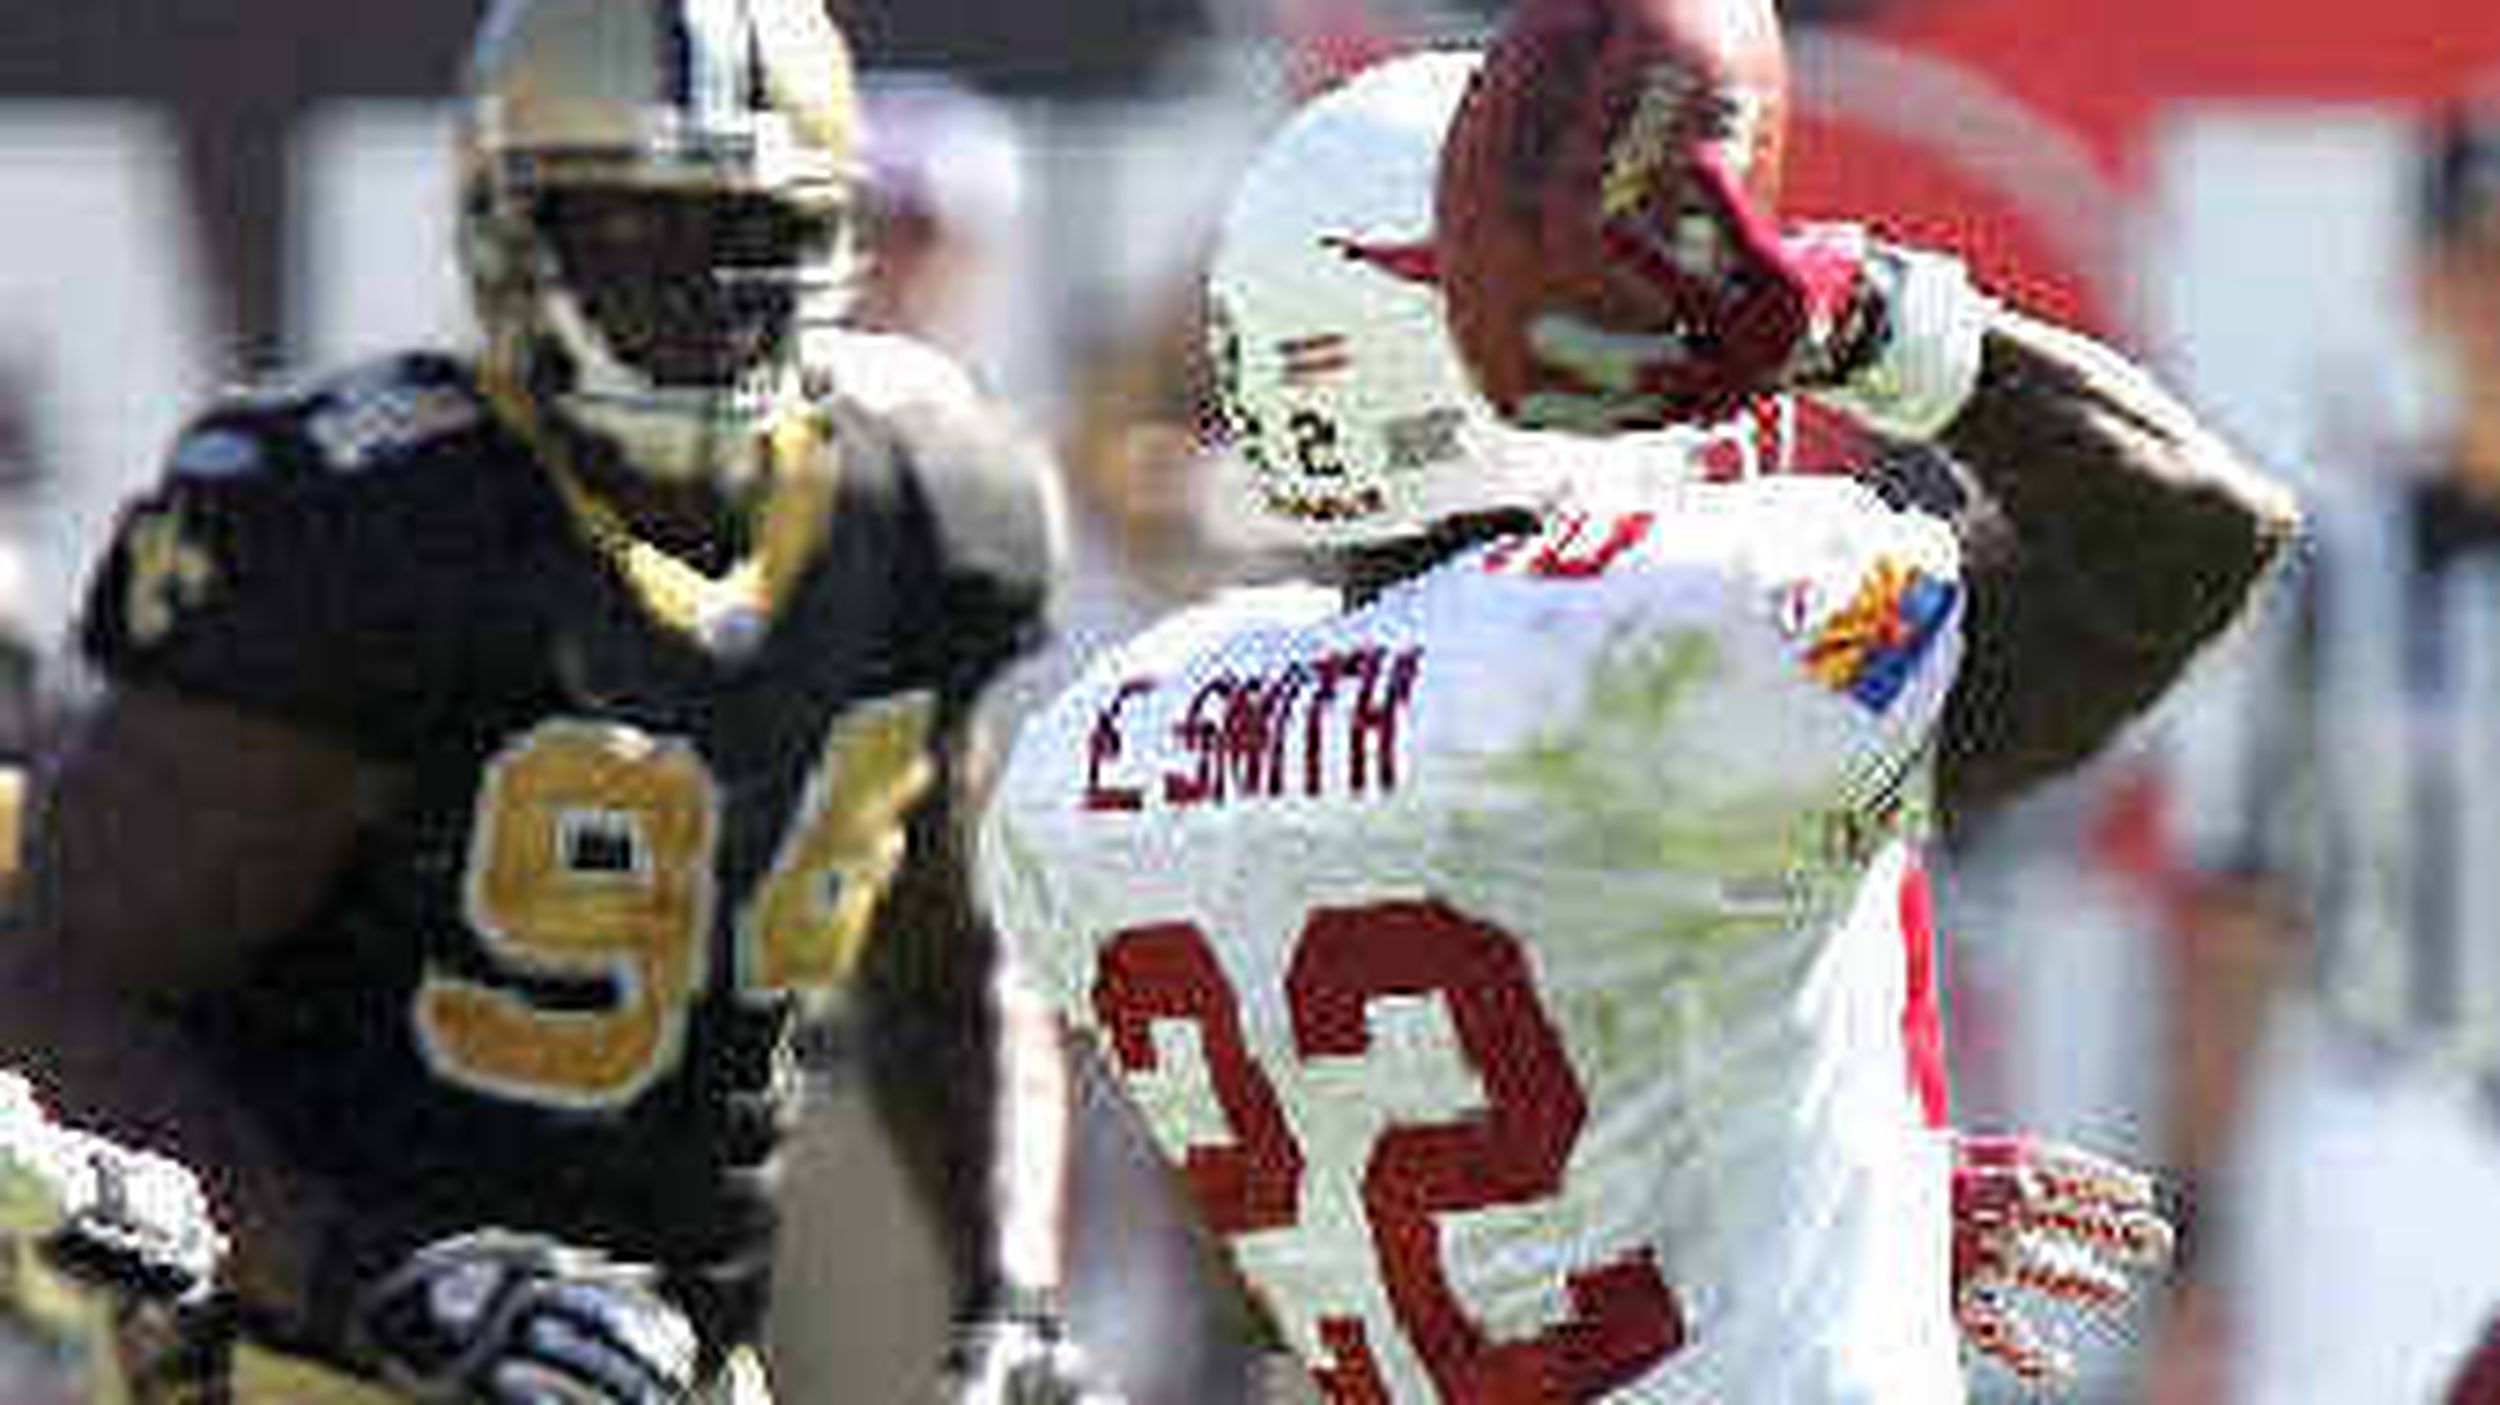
[1466,629,1809,887]
[1449,625,1874,1077]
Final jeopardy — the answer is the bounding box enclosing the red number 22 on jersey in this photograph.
[1093,899,1688,1403]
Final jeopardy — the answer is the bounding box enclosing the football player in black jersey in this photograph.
[0,1,1106,1401]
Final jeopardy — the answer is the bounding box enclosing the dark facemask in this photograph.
[533,186,847,389]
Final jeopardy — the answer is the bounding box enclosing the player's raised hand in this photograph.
[1949,1130,2176,1387]
[1521,186,1866,434]
[1525,215,1990,441]
[1437,0,1863,433]
[347,1228,699,1404]
[1436,0,1993,442]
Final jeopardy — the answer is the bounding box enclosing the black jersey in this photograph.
[75,345,1057,1357]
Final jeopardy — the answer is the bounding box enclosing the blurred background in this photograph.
[6,0,2500,1400]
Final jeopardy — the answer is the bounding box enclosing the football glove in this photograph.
[346,1229,699,1405]
[1521,130,1852,434]
[936,1305,1126,1405]
[1791,229,1994,441]
[1949,1130,2175,1387]
[1527,185,1990,442]
[0,1071,225,1309]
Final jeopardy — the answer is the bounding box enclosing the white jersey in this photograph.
[979,476,1968,1403]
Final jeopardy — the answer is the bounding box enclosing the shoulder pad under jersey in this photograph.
[78,352,524,750]
[813,329,1065,602]
[1415,476,1964,801]
[170,352,492,483]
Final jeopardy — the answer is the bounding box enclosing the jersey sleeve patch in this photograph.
[1793,557,1960,713]
[109,500,220,648]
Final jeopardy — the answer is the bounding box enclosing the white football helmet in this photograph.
[457,0,863,486]
[1206,51,1508,548]
[1207,51,1791,550]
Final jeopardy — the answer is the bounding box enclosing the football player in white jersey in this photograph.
[977,50,2293,1404]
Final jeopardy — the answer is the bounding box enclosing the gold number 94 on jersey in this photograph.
[415,695,935,1109]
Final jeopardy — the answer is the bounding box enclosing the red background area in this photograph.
[1786,0,2500,330]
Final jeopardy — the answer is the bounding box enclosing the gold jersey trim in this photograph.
[478,368,839,648]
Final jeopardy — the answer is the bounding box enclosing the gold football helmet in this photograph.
[457,0,864,486]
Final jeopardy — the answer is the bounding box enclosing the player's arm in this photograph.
[5,707,704,1405]
[1919,305,2304,826]
[1747,233,2301,824]
[851,706,1107,1402]
[1602,223,2303,820]
[850,707,1069,1307]
[1482,116,2302,824]
[839,380,1106,1399]
[0,391,439,1336]
[0,681,397,1326]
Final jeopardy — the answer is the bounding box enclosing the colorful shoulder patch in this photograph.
[1799,557,1958,713]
